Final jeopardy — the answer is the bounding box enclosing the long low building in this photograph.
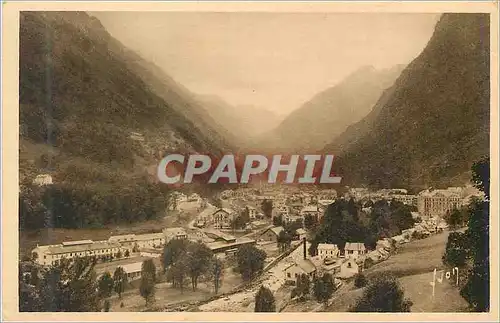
[95,256,162,281]
[32,240,121,266]
[205,237,256,254]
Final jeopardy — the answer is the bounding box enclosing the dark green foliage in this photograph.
[19,257,100,312]
[313,273,335,304]
[236,244,267,281]
[261,199,273,218]
[19,180,166,229]
[232,211,250,230]
[166,256,188,292]
[162,239,189,271]
[277,230,292,253]
[113,267,128,299]
[444,208,469,229]
[442,232,469,267]
[273,215,283,226]
[351,275,412,312]
[460,260,489,312]
[211,257,224,294]
[294,274,311,301]
[328,14,490,189]
[304,214,318,229]
[97,272,114,299]
[162,240,214,292]
[354,273,368,288]
[254,286,276,312]
[185,242,214,291]
[140,259,156,306]
[443,157,490,312]
[363,258,374,269]
[471,155,489,199]
[103,300,111,312]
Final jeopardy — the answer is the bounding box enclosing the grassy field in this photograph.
[107,266,243,312]
[324,230,470,312]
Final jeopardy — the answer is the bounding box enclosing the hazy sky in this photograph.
[91,12,441,115]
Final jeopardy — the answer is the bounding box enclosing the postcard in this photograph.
[2,1,498,321]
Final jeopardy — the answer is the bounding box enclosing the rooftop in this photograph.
[344,242,366,251]
[301,205,318,212]
[203,229,236,242]
[48,241,121,255]
[109,234,136,242]
[268,226,284,236]
[296,228,307,235]
[134,232,164,241]
[61,240,93,246]
[295,258,317,274]
[205,238,255,252]
[318,243,338,250]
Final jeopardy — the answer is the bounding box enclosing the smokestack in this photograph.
[303,237,307,260]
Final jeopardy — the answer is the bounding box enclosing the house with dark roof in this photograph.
[283,258,317,283]
[260,226,284,243]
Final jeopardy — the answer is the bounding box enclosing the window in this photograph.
[347,262,352,268]
[294,273,298,278]
[287,273,291,278]
[44,255,46,259]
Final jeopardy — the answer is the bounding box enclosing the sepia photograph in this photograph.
[1,1,498,321]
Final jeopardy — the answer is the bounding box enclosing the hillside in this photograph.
[252,65,405,152]
[195,95,284,144]
[324,231,469,312]
[19,11,235,183]
[19,11,233,229]
[327,13,490,189]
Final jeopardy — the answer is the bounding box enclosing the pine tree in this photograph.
[254,286,276,312]
[139,259,156,306]
[97,271,114,299]
[113,267,128,299]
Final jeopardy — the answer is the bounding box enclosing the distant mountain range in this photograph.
[327,13,490,189]
[195,95,284,145]
[250,64,405,152]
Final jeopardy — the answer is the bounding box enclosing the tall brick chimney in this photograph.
[303,237,307,260]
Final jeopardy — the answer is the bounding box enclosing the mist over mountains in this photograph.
[195,94,284,143]
[251,64,406,152]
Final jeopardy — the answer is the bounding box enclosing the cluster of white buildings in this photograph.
[167,192,205,212]
[283,240,369,284]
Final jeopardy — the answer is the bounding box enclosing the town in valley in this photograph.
[22,180,485,312]
[16,10,491,315]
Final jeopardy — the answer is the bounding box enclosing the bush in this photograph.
[364,258,375,269]
[350,275,412,312]
[354,273,368,288]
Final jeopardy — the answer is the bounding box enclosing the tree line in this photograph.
[19,179,168,230]
[442,156,489,312]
